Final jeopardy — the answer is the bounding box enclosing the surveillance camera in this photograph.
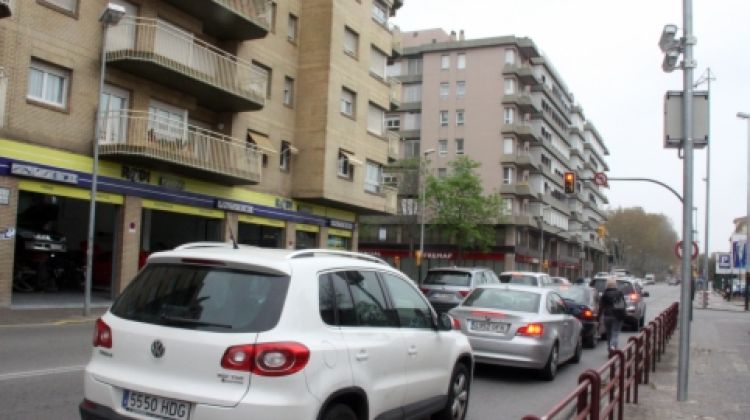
[662,50,680,73]
[659,24,680,53]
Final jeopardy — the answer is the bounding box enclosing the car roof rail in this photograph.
[288,249,387,265]
[173,242,239,250]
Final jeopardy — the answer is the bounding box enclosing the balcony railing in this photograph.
[161,0,270,40]
[97,110,263,185]
[502,64,540,86]
[106,17,266,111]
[387,130,401,160]
[389,77,402,110]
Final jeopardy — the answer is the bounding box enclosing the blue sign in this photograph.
[718,253,732,270]
[732,240,746,269]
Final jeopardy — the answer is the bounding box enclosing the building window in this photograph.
[344,26,359,57]
[457,53,466,69]
[367,102,385,136]
[148,100,187,143]
[287,14,298,42]
[99,84,130,143]
[341,87,356,117]
[441,54,450,70]
[252,61,272,99]
[404,112,421,130]
[504,78,516,95]
[386,114,400,130]
[503,198,513,214]
[437,168,447,178]
[338,150,357,179]
[372,0,388,25]
[404,83,422,102]
[365,161,383,193]
[505,48,516,65]
[439,110,449,127]
[39,0,78,15]
[438,139,448,155]
[370,46,387,79]
[456,109,464,126]
[503,166,515,184]
[27,59,70,109]
[503,137,514,155]
[439,82,449,99]
[503,107,514,124]
[455,138,464,155]
[404,140,420,158]
[456,81,465,98]
[283,76,294,107]
[407,58,423,75]
[280,141,292,171]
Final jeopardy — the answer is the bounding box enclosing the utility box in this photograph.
[663,90,709,149]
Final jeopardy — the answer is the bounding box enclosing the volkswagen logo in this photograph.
[151,340,165,358]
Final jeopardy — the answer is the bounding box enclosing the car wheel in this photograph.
[571,336,583,364]
[432,363,470,420]
[322,404,358,420]
[540,344,559,381]
[583,332,596,349]
[639,313,646,328]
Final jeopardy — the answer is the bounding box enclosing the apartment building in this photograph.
[359,28,610,280]
[0,0,403,307]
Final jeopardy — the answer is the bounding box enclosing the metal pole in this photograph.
[84,23,109,316]
[677,0,696,401]
[744,117,750,311]
[699,69,713,300]
[540,219,544,272]
[419,155,425,256]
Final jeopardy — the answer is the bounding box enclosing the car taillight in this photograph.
[629,293,639,301]
[452,317,461,330]
[517,323,544,337]
[458,290,470,298]
[420,287,430,295]
[93,318,112,348]
[221,342,310,376]
[582,309,594,319]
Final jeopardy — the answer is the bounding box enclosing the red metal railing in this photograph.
[522,302,679,420]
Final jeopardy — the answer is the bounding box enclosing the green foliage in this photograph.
[424,156,504,252]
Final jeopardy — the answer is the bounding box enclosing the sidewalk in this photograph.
[625,291,750,420]
[0,306,106,327]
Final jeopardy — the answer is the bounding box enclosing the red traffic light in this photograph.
[564,172,576,194]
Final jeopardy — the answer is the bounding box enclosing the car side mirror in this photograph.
[438,312,454,331]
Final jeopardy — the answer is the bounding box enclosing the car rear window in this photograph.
[110,264,290,333]
[423,271,471,287]
[499,274,538,286]
[462,288,541,313]
[590,278,608,292]
[555,286,589,304]
[617,281,635,294]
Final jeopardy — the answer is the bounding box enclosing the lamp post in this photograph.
[737,112,750,311]
[534,204,549,272]
[84,3,125,316]
[418,148,435,276]
[695,68,715,294]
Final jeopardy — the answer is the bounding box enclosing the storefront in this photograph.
[141,199,224,253]
[295,223,319,249]
[238,215,285,248]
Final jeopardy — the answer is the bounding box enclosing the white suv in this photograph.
[499,271,553,287]
[80,243,473,420]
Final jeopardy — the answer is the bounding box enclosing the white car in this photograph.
[499,271,554,287]
[80,243,473,420]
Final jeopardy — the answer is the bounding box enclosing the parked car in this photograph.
[644,274,656,285]
[589,277,648,330]
[552,285,603,348]
[449,284,583,381]
[499,271,554,287]
[420,266,501,314]
[668,277,681,286]
[80,243,474,420]
[550,276,571,285]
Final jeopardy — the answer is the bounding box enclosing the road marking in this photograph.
[0,365,86,382]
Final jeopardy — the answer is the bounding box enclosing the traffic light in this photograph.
[597,225,607,239]
[564,172,576,194]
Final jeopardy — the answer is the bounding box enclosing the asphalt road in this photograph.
[0,283,679,420]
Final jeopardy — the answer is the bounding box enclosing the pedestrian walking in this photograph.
[599,276,626,352]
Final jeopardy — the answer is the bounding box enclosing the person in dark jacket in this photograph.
[599,276,625,352]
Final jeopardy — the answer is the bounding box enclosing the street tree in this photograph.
[424,156,504,256]
[606,207,679,277]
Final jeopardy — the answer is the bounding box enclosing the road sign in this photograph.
[674,241,699,260]
[716,252,732,274]
[731,235,746,269]
[593,172,609,188]
[663,90,709,149]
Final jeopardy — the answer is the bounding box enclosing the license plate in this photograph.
[122,389,191,420]
[470,320,509,333]
[431,293,453,300]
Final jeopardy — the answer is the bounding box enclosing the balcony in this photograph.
[0,0,10,18]
[161,0,269,40]
[501,124,538,142]
[500,152,538,169]
[106,17,266,112]
[98,110,264,185]
[389,77,402,110]
[502,93,538,114]
[502,64,540,86]
[500,183,535,197]
[387,131,401,161]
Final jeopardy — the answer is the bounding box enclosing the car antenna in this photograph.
[228,227,239,250]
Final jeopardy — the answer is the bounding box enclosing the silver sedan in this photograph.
[448,284,583,380]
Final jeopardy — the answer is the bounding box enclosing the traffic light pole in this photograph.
[580,176,684,203]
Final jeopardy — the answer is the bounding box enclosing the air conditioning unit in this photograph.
[0,0,11,19]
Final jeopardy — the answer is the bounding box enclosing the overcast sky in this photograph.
[392,0,750,255]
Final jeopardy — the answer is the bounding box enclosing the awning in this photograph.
[248,132,276,153]
[340,150,363,166]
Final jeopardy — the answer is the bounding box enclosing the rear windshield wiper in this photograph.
[159,315,233,329]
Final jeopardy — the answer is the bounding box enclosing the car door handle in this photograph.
[408,346,418,356]
[355,350,369,362]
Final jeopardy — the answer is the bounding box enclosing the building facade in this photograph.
[360,28,610,280]
[0,0,403,307]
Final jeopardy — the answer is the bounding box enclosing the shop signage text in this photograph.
[329,219,355,230]
[122,166,151,184]
[216,199,254,214]
[11,163,78,184]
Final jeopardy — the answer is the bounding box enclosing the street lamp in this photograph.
[84,3,125,316]
[418,148,435,269]
[737,112,750,311]
[695,69,715,293]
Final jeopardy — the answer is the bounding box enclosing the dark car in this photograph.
[554,285,603,348]
[420,267,500,314]
[589,277,649,330]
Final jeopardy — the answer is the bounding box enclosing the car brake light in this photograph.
[517,323,544,337]
[629,293,639,301]
[93,318,112,348]
[452,317,461,330]
[221,342,310,376]
[582,309,594,319]
[458,290,470,298]
[420,287,430,295]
